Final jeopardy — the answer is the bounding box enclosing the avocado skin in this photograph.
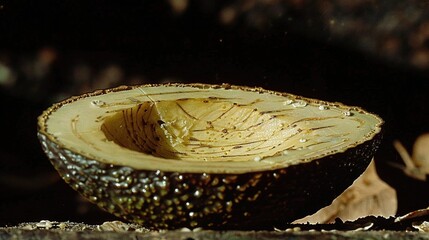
[37,131,382,230]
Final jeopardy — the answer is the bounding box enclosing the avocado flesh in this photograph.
[37,83,383,229]
[101,99,305,162]
[39,84,381,173]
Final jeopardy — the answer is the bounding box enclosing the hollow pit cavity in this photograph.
[101,98,299,162]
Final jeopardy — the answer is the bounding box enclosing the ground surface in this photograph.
[1,221,429,240]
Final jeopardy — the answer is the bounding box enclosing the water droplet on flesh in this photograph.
[292,100,307,108]
[319,105,328,110]
[343,111,353,116]
[283,99,293,105]
[91,100,106,107]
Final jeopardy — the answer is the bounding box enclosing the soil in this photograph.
[0,221,428,240]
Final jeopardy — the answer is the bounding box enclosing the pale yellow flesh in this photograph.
[101,99,302,162]
[40,85,382,174]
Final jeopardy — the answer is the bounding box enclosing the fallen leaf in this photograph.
[294,160,397,224]
[413,133,429,171]
[392,133,429,181]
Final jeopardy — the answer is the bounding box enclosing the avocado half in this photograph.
[37,83,383,230]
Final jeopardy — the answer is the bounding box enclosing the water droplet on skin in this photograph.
[254,156,262,162]
[299,138,307,143]
[156,180,167,188]
[186,202,193,209]
[283,150,289,155]
[131,186,139,194]
[194,190,202,197]
[91,100,106,107]
[292,100,307,108]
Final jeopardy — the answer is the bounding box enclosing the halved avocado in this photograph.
[37,83,383,230]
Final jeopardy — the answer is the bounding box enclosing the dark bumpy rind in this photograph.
[37,129,382,230]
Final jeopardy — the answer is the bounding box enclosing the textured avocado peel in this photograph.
[37,83,383,230]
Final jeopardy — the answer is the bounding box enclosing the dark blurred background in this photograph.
[1,0,429,226]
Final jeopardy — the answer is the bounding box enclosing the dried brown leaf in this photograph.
[294,160,397,224]
[392,133,429,181]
